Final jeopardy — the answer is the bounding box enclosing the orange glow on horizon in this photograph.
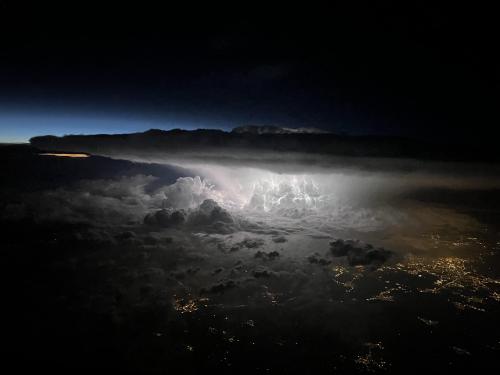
[39,153,90,158]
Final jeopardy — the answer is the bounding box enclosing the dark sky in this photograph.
[0,2,497,142]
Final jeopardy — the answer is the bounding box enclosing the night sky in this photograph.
[0,3,497,142]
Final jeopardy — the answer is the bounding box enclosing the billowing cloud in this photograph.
[144,199,240,234]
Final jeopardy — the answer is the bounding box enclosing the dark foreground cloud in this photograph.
[144,199,242,234]
[330,239,393,267]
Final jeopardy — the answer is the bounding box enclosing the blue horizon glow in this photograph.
[0,111,232,143]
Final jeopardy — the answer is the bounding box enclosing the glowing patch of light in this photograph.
[179,164,344,213]
[246,175,324,212]
[39,153,90,158]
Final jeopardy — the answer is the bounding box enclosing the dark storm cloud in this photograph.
[329,239,393,267]
[144,209,187,227]
[30,129,500,180]
[144,199,245,234]
[307,253,332,266]
[201,280,237,295]
[254,250,280,260]
[253,267,276,278]
[26,129,476,162]
[1,175,155,224]
[272,236,287,243]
